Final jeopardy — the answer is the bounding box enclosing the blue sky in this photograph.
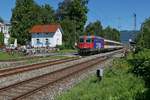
[0,0,150,30]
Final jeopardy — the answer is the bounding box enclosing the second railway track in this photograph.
[0,49,124,100]
[0,57,79,78]
[0,55,108,100]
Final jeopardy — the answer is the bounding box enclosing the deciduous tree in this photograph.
[103,26,120,41]
[85,20,103,36]
[11,0,55,45]
[57,0,89,48]
[136,18,150,49]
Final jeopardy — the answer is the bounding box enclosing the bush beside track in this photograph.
[56,49,150,100]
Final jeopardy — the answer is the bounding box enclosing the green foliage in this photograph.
[85,20,104,36]
[11,0,55,45]
[57,0,89,47]
[85,21,120,41]
[11,0,39,45]
[103,26,120,41]
[126,49,150,99]
[136,18,150,49]
[60,19,76,49]
[0,32,4,45]
[0,51,23,61]
[129,49,150,82]
[39,4,55,24]
[8,37,15,44]
[56,44,66,50]
[56,58,145,100]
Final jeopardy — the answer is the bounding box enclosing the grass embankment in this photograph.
[0,49,77,61]
[55,49,77,54]
[56,49,150,100]
[0,51,23,61]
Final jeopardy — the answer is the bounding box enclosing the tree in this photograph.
[11,0,41,45]
[57,0,89,45]
[85,20,104,36]
[11,0,55,45]
[39,4,55,24]
[136,18,150,49]
[103,26,120,41]
[0,32,4,45]
[60,19,75,49]
[8,37,15,44]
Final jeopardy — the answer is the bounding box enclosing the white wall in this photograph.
[31,28,62,47]
[54,28,62,45]
[0,23,11,45]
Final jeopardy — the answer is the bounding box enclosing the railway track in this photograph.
[0,55,108,100]
[0,55,44,62]
[0,49,123,99]
[0,57,79,78]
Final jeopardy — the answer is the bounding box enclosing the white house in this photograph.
[30,24,63,48]
[0,22,11,45]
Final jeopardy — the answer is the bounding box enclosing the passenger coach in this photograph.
[77,35,123,55]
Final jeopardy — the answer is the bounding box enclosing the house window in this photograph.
[37,39,40,44]
[45,39,49,46]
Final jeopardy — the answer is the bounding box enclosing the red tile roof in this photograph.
[29,24,61,33]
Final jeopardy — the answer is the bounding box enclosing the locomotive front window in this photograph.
[86,38,91,43]
[80,38,84,43]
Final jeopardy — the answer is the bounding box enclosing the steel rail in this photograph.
[0,56,107,100]
[0,49,123,100]
[0,57,79,78]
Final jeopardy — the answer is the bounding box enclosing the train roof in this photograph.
[104,39,123,45]
[79,35,123,45]
[79,35,103,39]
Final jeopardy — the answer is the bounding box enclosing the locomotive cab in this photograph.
[77,36,94,55]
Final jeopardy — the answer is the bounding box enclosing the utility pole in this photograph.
[133,13,137,30]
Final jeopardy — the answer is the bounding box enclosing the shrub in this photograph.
[8,37,15,44]
[0,32,4,45]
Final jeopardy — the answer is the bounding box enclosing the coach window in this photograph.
[104,41,108,45]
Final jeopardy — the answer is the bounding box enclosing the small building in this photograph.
[30,24,63,48]
[0,22,11,45]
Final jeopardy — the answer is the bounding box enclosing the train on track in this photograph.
[77,35,123,55]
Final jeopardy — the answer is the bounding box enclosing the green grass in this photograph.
[0,51,23,60]
[55,49,77,54]
[0,50,77,61]
[56,58,146,100]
